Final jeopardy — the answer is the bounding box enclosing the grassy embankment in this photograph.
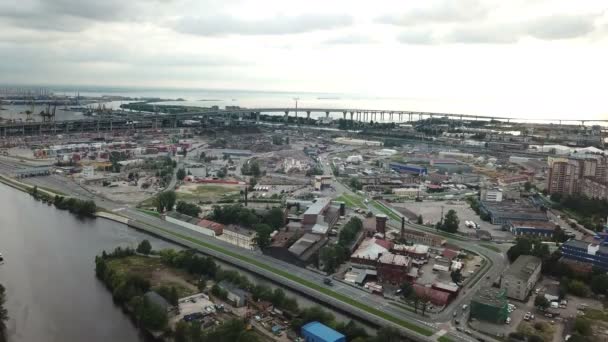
[335,193,366,209]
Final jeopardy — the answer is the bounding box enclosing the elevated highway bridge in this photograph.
[0,107,605,137]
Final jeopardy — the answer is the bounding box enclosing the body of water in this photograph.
[0,185,173,342]
[0,184,372,341]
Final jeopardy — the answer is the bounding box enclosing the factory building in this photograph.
[389,162,427,176]
[501,255,542,301]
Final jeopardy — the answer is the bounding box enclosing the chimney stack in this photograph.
[376,214,388,235]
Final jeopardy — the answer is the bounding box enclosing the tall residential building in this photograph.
[547,155,608,199]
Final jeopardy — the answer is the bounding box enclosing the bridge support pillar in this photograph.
[306,111,311,120]
[398,113,402,122]
[284,111,289,123]
[326,111,330,118]
[343,111,346,119]
[256,112,260,122]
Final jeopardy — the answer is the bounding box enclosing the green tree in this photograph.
[253,223,273,249]
[574,317,592,336]
[349,177,362,190]
[399,282,413,298]
[135,296,168,331]
[417,214,423,224]
[173,321,189,342]
[250,162,261,177]
[136,240,152,255]
[176,168,186,181]
[524,181,532,192]
[264,207,285,229]
[154,190,176,212]
[439,209,459,233]
[534,294,549,310]
[0,283,7,332]
[369,327,403,342]
[568,280,590,297]
[176,201,201,217]
[591,273,608,295]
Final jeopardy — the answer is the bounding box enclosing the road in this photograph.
[318,152,508,339]
[2,157,504,342]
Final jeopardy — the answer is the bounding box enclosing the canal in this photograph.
[0,184,374,341]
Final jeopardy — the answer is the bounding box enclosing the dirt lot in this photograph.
[176,183,244,202]
[87,180,158,204]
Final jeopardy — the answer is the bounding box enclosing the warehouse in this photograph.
[508,220,556,239]
[389,162,427,176]
[470,287,509,324]
[301,321,345,342]
[479,201,548,225]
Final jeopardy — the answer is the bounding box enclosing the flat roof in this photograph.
[304,198,331,216]
[509,220,555,230]
[302,322,345,341]
[473,286,507,307]
[378,253,410,266]
[505,255,541,281]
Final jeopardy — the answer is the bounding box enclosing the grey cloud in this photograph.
[397,14,599,45]
[397,30,435,45]
[323,34,375,45]
[174,14,353,36]
[526,15,596,40]
[378,0,489,26]
[443,26,519,44]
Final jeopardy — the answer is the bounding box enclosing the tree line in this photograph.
[550,193,608,231]
[95,244,406,342]
[319,217,363,273]
[28,186,97,217]
[0,283,7,342]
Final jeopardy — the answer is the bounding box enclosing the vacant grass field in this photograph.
[107,255,198,298]
[335,193,366,208]
[177,184,242,201]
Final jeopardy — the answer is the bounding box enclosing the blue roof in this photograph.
[302,321,345,341]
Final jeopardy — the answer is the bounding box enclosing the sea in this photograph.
[1,85,607,124]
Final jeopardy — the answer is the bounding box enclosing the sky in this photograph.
[1,0,607,118]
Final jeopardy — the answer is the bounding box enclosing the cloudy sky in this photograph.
[1,0,607,117]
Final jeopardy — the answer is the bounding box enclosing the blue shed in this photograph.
[301,321,346,342]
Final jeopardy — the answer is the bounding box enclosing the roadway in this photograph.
[1,155,499,342]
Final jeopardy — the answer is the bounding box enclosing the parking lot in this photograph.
[394,200,513,239]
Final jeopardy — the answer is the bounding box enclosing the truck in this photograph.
[323,278,333,286]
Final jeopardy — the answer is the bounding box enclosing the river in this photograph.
[0,184,172,342]
[0,184,373,341]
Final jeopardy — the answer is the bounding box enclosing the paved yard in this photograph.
[393,200,513,239]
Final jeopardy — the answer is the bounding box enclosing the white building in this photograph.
[482,187,503,202]
[501,255,542,301]
[218,225,256,250]
[346,155,364,164]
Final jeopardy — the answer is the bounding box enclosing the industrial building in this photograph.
[376,253,411,284]
[389,162,427,176]
[470,287,509,324]
[217,281,248,307]
[301,321,345,342]
[481,187,503,202]
[561,240,608,270]
[501,255,542,301]
[479,201,548,225]
[508,221,556,239]
[288,233,326,263]
[217,224,256,250]
[302,198,332,226]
